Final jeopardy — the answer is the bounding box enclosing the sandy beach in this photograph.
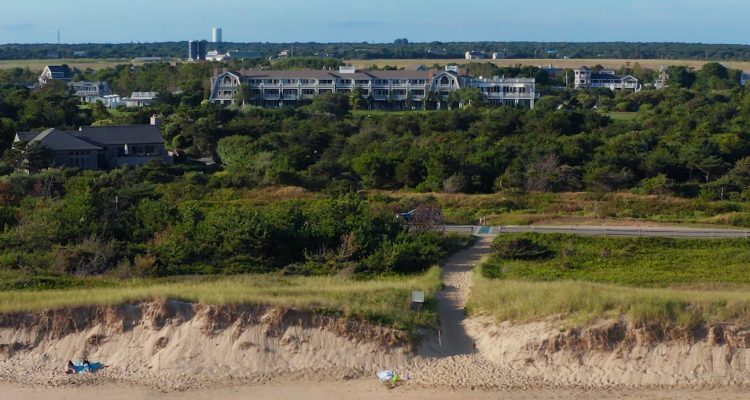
[3,239,750,398]
[4,381,750,400]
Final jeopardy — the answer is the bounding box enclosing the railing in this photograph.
[442,225,750,239]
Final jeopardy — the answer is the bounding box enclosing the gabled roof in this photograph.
[44,65,72,78]
[76,125,165,145]
[23,128,102,151]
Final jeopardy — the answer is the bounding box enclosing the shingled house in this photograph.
[14,117,171,170]
[38,65,72,86]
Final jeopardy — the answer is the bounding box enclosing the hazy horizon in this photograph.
[1,0,749,45]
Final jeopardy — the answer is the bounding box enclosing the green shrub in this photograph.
[491,234,554,260]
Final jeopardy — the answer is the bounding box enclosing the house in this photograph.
[741,71,749,86]
[465,51,488,60]
[573,67,640,91]
[38,65,72,86]
[14,117,171,170]
[492,50,507,60]
[123,92,158,107]
[210,65,539,109]
[73,51,87,58]
[68,81,112,103]
[100,94,122,108]
[539,64,564,79]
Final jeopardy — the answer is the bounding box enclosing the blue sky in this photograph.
[1,0,749,44]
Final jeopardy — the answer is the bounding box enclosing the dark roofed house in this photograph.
[39,65,72,86]
[14,116,171,170]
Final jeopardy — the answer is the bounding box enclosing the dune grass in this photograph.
[0,267,442,331]
[482,234,750,287]
[469,234,750,328]
[469,272,750,328]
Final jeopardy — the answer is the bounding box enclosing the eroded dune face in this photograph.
[467,317,750,387]
[0,300,416,389]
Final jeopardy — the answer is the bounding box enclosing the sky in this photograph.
[1,0,749,44]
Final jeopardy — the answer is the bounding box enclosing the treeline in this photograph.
[4,41,750,61]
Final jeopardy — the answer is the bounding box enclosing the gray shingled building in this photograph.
[14,117,171,170]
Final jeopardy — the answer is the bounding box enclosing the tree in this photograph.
[216,135,256,171]
[349,87,367,110]
[91,100,111,121]
[308,93,350,117]
[20,142,54,173]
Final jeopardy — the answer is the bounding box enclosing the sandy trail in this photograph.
[431,236,493,356]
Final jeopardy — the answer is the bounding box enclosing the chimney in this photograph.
[150,114,162,128]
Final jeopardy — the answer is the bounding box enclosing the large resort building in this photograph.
[209,66,539,109]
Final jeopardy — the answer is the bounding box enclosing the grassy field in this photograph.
[482,234,750,286]
[346,58,750,71]
[606,112,638,122]
[0,267,442,330]
[469,233,750,328]
[0,58,149,71]
[367,190,750,228]
[469,275,750,328]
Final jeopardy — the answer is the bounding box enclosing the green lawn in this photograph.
[606,112,638,122]
[0,267,442,331]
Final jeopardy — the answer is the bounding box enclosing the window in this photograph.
[264,89,280,96]
[355,79,370,85]
[145,146,155,155]
[301,89,316,95]
[440,76,449,85]
[338,79,352,85]
[283,89,298,96]
[68,150,89,168]
[318,89,333,94]
[319,80,333,85]
[410,89,425,96]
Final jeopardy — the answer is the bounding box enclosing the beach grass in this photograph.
[469,233,750,328]
[0,266,442,330]
[481,234,750,286]
[469,272,750,328]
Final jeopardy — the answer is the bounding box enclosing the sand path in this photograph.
[432,236,493,356]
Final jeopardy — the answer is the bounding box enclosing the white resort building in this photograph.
[209,66,538,109]
[574,67,640,91]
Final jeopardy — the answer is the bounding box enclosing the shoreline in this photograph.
[4,381,750,400]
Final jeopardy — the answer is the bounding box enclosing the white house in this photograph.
[123,92,158,107]
[574,67,640,91]
[742,71,750,86]
[68,81,112,103]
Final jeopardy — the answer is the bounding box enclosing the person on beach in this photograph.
[65,359,107,374]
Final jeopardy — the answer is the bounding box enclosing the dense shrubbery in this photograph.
[0,164,469,283]
[491,234,554,260]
